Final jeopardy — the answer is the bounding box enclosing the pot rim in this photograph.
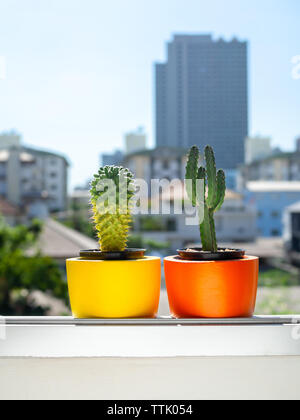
[166,254,258,263]
[176,248,246,261]
[79,248,147,260]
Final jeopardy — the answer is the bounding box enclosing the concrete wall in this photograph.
[1,357,300,400]
[1,318,300,400]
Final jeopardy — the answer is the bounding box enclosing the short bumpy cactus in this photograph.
[185,145,226,253]
[90,166,135,252]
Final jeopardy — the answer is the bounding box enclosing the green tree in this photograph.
[127,234,170,252]
[0,219,68,315]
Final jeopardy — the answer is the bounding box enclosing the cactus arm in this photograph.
[208,209,218,252]
[205,146,217,208]
[196,166,206,206]
[200,206,217,252]
[214,170,226,211]
[185,146,200,207]
[200,205,211,251]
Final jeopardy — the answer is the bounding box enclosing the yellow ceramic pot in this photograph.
[66,256,161,319]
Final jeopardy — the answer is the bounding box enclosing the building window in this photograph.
[271,229,280,237]
[162,160,169,170]
[167,218,177,232]
[0,181,7,195]
[271,211,279,218]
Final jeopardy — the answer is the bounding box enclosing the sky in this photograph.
[0,0,299,189]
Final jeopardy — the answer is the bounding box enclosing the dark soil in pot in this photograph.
[79,248,146,260]
[177,248,245,261]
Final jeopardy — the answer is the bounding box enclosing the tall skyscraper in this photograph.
[155,35,248,169]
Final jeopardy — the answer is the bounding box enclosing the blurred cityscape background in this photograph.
[0,0,300,316]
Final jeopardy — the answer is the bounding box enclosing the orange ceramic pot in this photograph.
[164,256,259,318]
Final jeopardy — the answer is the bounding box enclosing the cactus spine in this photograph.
[185,145,226,253]
[90,166,135,252]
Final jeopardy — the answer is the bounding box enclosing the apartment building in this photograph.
[239,151,300,190]
[0,132,69,217]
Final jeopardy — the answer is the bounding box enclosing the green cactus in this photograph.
[90,166,136,252]
[185,145,226,253]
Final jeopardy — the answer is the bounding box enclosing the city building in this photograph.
[124,146,256,249]
[123,147,187,185]
[100,128,148,168]
[224,169,238,191]
[215,190,257,242]
[283,201,300,266]
[124,146,239,190]
[133,187,257,251]
[71,189,91,209]
[101,150,124,167]
[0,132,69,218]
[155,34,248,169]
[245,136,272,164]
[245,181,300,237]
[70,143,257,251]
[239,150,300,190]
[0,131,21,149]
[125,127,147,155]
[72,146,188,225]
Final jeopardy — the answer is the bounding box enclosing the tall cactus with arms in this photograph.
[185,145,226,253]
[90,166,135,252]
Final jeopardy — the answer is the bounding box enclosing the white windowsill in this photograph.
[1,316,300,358]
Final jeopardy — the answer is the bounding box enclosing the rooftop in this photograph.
[247,181,300,192]
[71,189,91,199]
[286,201,300,212]
[33,219,97,260]
[244,151,300,166]
[0,146,69,165]
[125,146,187,160]
[171,34,246,44]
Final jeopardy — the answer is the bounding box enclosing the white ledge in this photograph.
[1,316,300,358]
